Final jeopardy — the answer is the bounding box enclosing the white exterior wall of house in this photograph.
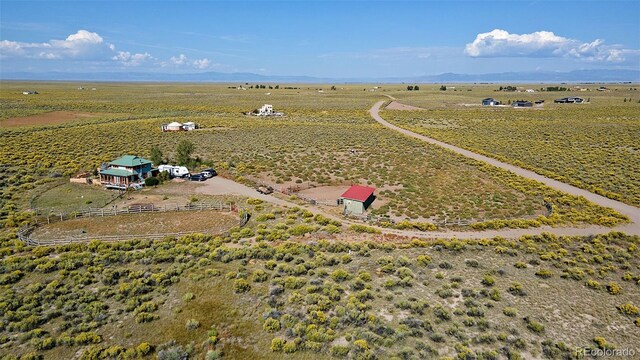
[258,104,273,116]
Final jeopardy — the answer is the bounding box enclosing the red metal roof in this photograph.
[340,185,376,202]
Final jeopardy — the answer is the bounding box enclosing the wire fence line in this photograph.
[346,212,547,228]
[19,201,244,246]
[18,228,218,246]
[33,201,234,225]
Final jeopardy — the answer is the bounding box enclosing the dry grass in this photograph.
[30,210,238,240]
[0,111,107,128]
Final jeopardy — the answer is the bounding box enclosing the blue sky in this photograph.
[1,1,639,77]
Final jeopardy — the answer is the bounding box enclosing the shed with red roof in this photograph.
[340,185,376,215]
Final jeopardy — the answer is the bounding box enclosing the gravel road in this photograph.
[370,100,640,236]
[189,103,639,239]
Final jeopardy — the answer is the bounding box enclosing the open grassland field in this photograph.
[1,224,638,359]
[0,82,627,230]
[1,82,639,360]
[31,181,120,214]
[382,84,640,207]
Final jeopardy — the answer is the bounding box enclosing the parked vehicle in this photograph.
[200,168,217,178]
[257,186,274,194]
[189,174,206,181]
[158,164,190,178]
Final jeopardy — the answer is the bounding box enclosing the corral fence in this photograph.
[19,201,245,246]
[32,201,233,225]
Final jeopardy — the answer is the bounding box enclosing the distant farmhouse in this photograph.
[245,104,284,117]
[161,121,198,132]
[554,97,584,104]
[482,98,501,106]
[339,185,376,215]
[99,155,158,190]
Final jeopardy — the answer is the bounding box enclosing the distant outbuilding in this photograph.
[182,122,197,131]
[482,98,500,106]
[554,97,584,104]
[339,185,376,215]
[245,104,284,116]
[162,122,184,132]
[512,100,533,108]
[161,121,198,132]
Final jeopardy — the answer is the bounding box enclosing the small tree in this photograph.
[149,146,163,166]
[176,140,195,166]
[407,85,414,91]
[439,85,447,91]
[414,85,420,91]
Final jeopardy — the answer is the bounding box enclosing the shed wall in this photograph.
[343,199,365,214]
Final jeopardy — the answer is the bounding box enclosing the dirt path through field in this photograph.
[369,100,640,236]
[193,174,640,239]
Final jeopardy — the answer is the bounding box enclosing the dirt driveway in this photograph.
[192,176,291,206]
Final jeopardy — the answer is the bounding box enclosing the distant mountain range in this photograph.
[1,69,638,83]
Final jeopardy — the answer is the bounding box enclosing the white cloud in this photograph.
[166,54,215,69]
[0,29,112,60]
[1,29,227,72]
[112,51,155,66]
[64,29,103,43]
[193,58,211,69]
[169,53,188,65]
[465,29,635,62]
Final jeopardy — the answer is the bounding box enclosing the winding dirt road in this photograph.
[369,100,640,237]
[191,101,640,240]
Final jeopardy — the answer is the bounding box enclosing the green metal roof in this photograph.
[109,155,152,167]
[100,168,134,177]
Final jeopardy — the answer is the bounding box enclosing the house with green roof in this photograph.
[99,155,157,189]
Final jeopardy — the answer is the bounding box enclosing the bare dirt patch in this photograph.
[297,185,350,201]
[1,111,104,128]
[30,210,238,240]
[385,101,426,111]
